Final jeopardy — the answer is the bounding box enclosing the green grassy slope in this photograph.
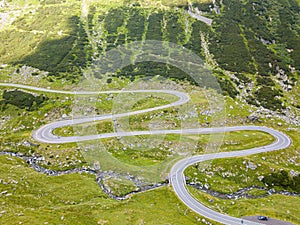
[0,154,220,225]
[1,0,299,110]
[0,0,299,224]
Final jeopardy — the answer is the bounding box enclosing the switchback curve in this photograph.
[0,83,292,225]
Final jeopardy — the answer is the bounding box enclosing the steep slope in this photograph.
[0,0,299,114]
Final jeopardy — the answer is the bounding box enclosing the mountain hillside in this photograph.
[0,0,299,116]
[0,1,300,224]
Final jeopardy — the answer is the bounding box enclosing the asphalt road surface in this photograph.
[187,10,213,26]
[242,216,294,225]
[0,83,292,225]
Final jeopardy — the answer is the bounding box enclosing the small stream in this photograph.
[0,151,168,200]
[1,151,298,201]
[188,183,300,200]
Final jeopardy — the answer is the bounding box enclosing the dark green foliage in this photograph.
[116,62,169,78]
[116,34,126,46]
[293,175,300,192]
[244,30,277,76]
[210,21,254,73]
[246,95,259,107]
[166,65,187,80]
[117,61,221,90]
[1,90,48,111]
[1,1,298,116]
[32,72,39,76]
[127,8,146,42]
[235,73,251,84]
[19,35,75,72]
[256,76,275,87]
[254,86,284,110]
[191,2,213,12]
[106,35,119,51]
[240,1,272,42]
[164,12,185,44]
[88,6,96,33]
[218,77,239,98]
[184,21,207,55]
[277,6,300,70]
[146,12,163,41]
[263,170,300,193]
[210,0,300,76]
[243,0,300,72]
[104,8,126,34]
[213,70,239,98]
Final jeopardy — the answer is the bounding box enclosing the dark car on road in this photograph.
[258,216,268,221]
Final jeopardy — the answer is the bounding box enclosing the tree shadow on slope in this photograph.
[15,16,91,81]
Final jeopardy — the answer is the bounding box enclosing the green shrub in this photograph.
[146,12,164,41]
[104,8,126,34]
[164,11,185,44]
[256,76,275,87]
[191,2,213,12]
[218,77,239,98]
[254,86,284,110]
[210,21,254,73]
[235,73,252,84]
[184,21,208,56]
[1,90,48,111]
[127,8,146,42]
[263,170,300,192]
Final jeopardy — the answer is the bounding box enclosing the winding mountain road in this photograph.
[0,83,292,225]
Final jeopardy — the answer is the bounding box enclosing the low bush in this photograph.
[256,76,275,87]
[1,90,48,111]
[254,86,284,110]
[263,170,300,193]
